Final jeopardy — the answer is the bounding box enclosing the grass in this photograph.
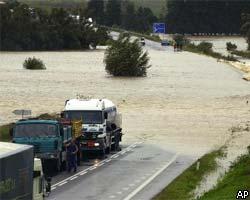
[0,123,14,142]
[232,50,250,59]
[154,149,224,200]
[184,43,238,62]
[199,149,250,200]
[0,113,58,142]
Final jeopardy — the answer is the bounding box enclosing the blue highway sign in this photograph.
[153,23,166,34]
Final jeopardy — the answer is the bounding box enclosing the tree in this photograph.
[166,0,250,34]
[0,1,110,51]
[104,0,121,26]
[241,13,250,50]
[104,33,151,77]
[87,0,104,24]
[121,1,136,30]
[135,7,157,33]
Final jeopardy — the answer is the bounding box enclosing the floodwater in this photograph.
[1,43,250,157]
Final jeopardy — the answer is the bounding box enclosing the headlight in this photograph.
[94,143,100,147]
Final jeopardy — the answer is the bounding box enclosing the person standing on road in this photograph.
[66,139,78,173]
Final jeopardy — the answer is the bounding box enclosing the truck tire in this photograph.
[105,145,111,154]
[99,148,105,159]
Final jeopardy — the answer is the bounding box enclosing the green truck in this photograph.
[12,119,82,172]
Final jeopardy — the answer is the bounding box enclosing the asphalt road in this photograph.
[47,141,195,200]
[46,36,195,200]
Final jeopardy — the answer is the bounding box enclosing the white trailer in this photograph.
[62,98,122,156]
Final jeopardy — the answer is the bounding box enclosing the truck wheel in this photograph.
[61,160,66,171]
[99,149,105,159]
[105,146,111,154]
[55,159,61,172]
[111,143,116,151]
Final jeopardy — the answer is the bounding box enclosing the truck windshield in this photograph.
[64,111,103,124]
[15,124,57,137]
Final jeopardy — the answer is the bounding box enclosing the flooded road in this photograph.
[1,43,250,156]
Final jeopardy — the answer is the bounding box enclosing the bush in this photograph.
[231,50,250,59]
[197,42,213,53]
[23,57,46,70]
[104,33,150,76]
[226,42,237,51]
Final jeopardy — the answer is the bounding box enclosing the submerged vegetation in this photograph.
[184,42,238,62]
[23,57,46,70]
[232,50,250,59]
[104,33,150,77]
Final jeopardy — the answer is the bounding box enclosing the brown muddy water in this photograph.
[1,47,250,156]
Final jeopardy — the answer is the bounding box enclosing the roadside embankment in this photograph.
[198,148,250,200]
[153,149,224,200]
[154,121,250,200]
[220,60,250,81]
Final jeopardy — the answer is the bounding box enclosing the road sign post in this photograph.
[13,109,32,119]
[153,23,166,34]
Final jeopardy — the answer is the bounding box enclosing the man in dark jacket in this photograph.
[66,139,78,173]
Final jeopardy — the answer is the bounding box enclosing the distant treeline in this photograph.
[0,1,109,51]
[87,0,250,34]
[87,0,158,34]
[166,0,250,34]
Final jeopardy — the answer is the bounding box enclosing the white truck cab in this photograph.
[63,98,122,155]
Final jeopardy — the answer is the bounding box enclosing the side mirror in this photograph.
[104,112,108,120]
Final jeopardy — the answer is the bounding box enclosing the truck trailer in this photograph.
[62,98,122,157]
[0,142,51,200]
[0,142,34,200]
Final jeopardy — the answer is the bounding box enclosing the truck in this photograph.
[0,142,51,200]
[62,98,122,157]
[12,119,82,172]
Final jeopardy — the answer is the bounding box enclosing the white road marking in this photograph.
[129,183,135,187]
[89,166,97,171]
[117,191,123,195]
[80,172,87,176]
[58,181,67,186]
[112,155,119,159]
[122,187,129,191]
[52,142,140,188]
[109,195,116,198]
[51,187,56,191]
[123,154,178,200]
[70,176,78,181]
[98,163,104,167]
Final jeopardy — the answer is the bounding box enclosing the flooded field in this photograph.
[1,44,250,156]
